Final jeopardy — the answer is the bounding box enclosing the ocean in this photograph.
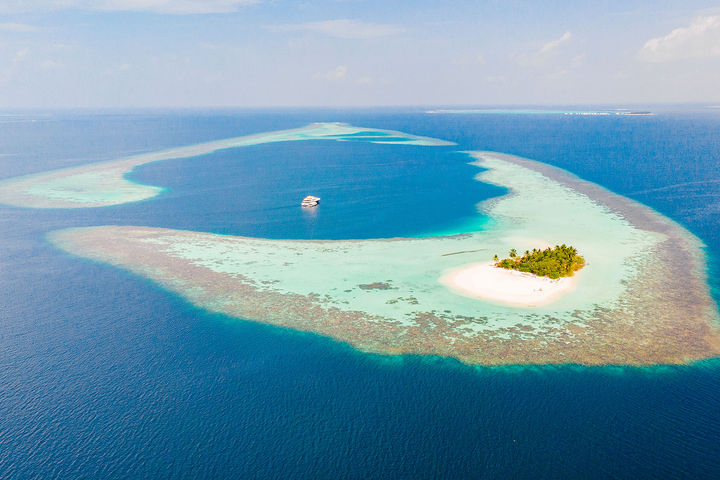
[1,108,720,478]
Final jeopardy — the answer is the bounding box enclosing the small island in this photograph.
[493,245,585,279]
[440,244,584,308]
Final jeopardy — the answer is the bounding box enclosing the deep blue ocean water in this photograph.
[2,108,720,478]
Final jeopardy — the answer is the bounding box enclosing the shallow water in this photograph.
[2,109,720,477]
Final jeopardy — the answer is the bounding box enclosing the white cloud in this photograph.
[0,22,40,32]
[356,75,389,86]
[268,19,405,39]
[39,59,60,69]
[312,66,386,86]
[515,31,573,67]
[0,0,261,14]
[547,69,569,79]
[451,53,485,66]
[539,31,572,54]
[571,53,586,68]
[103,62,132,75]
[314,65,348,81]
[0,47,30,84]
[639,16,720,62]
[14,47,29,60]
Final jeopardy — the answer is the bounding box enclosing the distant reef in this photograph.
[0,123,452,209]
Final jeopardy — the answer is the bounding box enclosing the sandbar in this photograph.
[439,262,578,307]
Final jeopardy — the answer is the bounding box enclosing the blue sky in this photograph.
[1,0,719,107]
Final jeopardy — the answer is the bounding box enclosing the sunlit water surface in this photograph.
[1,109,720,478]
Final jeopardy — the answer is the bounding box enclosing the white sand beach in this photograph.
[439,262,578,307]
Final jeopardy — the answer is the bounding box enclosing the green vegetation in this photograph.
[493,244,585,279]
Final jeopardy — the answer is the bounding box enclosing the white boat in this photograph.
[301,195,320,207]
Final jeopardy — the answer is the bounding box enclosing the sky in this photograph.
[1,0,720,108]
